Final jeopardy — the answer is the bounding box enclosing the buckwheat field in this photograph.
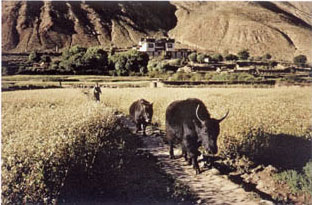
[2,87,312,203]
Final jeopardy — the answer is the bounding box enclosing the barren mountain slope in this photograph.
[2,1,312,62]
[169,1,312,61]
[2,1,177,51]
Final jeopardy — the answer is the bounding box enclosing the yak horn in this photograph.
[195,104,205,123]
[217,110,229,123]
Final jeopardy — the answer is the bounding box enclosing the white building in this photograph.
[138,37,189,59]
[139,38,175,52]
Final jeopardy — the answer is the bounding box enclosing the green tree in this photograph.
[196,53,206,63]
[212,54,223,62]
[59,45,109,74]
[268,60,278,69]
[40,55,52,63]
[225,54,238,61]
[28,51,40,63]
[188,52,197,63]
[147,59,170,73]
[82,47,108,73]
[237,50,250,60]
[294,55,307,67]
[59,45,87,74]
[263,53,272,60]
[114,55,128,76]
[109,50,149,76]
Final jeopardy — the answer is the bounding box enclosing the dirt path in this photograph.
[120,116,273,205]
[59,115,274,204]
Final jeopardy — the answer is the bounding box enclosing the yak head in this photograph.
[194,104,229,155]
[141,100,153,124]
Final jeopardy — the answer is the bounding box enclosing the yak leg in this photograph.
[142,123,147,136]
[188,156,192,165]
[184,135,200,174]
[135,123,141,133]
[191,155,200,174]
[188,151,200,174]
[182,145,191,165]
[169,142,174,159]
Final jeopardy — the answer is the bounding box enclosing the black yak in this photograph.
[165,98,229,174]
[129,99,153,136]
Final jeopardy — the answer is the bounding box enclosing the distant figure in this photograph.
[93,83,102,102]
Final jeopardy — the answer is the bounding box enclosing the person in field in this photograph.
[93,83,102,102]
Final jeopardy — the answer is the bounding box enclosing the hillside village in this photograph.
[3,36,311,87]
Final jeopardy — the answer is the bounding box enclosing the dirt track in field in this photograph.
[59,115,274,204]
[120,116,273,205]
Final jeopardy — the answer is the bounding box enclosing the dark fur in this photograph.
[129,99,153,136]
[165,98,227,174]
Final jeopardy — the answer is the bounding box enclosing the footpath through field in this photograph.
[120,116,272,205]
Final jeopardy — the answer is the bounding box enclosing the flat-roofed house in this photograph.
[139,38,156,53]
[138,37,189,59]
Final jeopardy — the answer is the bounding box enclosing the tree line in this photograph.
[18,45,149,75]
[13,45,309,76]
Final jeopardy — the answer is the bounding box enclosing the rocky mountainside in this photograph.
[2,1,312,62]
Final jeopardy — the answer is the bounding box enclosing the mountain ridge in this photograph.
[2,1,312,62]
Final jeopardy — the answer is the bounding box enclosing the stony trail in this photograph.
[120,116,271,205]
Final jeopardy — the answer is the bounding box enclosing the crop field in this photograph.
[100,87,312,135]
[1,89,123,203]
[2,86,312,203]
[100,87,312,167]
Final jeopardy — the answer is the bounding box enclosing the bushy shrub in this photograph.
[204,72,214,80]
[263,53,272,60]
[2,67,10,75]
[147,59,172,73]
[190,72,204,81]
[225,54,238,61]
[28,51,41,63]
[168,58,183,67]
[294,55,307,67]
[170,72,192,81]
[188,52,197,63]
[275,161,312,196]
[196,54,206,63]
[211,54,224,62]
[237,49,250,60]
[40,55,52,63]
[268,60,278,68]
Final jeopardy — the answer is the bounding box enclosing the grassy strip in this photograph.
[1,89,119,203]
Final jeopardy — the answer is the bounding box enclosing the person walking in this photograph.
[93,83,102,102]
